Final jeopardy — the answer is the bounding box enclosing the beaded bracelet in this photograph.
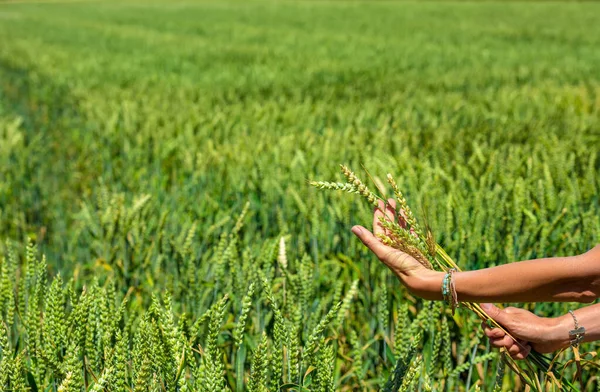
[441,268,458,315]
[441,271,450,301]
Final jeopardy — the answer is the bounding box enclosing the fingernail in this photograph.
[481,303,492,311]
[351,226,362,236]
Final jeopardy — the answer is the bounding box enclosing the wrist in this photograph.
[545,314,573,351]
[405,270,445,301]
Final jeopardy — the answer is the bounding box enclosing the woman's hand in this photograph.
[351,199,442,299]
[481,303,568,359]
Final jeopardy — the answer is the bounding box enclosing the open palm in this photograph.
[352,199,439,296]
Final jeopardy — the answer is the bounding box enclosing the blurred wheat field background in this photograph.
[0,0,599,390]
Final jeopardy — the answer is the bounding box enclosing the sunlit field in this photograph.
[0,0,599,390]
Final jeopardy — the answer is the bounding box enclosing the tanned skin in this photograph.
[352,198,600,359]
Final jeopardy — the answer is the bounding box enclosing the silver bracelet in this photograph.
[568,310,585,348]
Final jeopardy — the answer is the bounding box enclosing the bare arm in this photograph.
[352,199,600,304]
[354,200,600,358]
[419,245,600,303]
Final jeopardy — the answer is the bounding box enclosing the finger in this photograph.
[489,335,513,349]
[481,304,510,327]
[481,303,502,319]
[373,200,386,236]
[385,198,396,223]
[397,206,408,228]
[501,334,514,347]
[508,344,521,356]
[511,345,531,360]
[381,199,396,236]
[489,338,507,348]
[484,327,505,339]
[504,306,520,314]
[511,351,530,360]
[352,225,394,261]
[514,340,531,353]
[387,198,397,211]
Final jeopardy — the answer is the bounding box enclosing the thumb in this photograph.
[351,225,390,260]
[481,303,510,326]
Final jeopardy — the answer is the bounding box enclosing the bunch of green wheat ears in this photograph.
[311,165,581,391]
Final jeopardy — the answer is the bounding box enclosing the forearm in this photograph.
[418,245,600,303]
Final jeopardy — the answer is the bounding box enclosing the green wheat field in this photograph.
[0,0,599,390]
